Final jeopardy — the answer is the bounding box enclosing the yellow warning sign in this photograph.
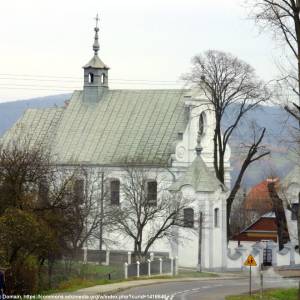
[244,255,257,267]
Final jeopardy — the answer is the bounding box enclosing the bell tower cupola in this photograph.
[83,14,109,102]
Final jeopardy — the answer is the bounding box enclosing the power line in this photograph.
[0,73,185,84]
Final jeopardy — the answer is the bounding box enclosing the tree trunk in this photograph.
[268,182,290,250]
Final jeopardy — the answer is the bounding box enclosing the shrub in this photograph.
[5,256,38,295]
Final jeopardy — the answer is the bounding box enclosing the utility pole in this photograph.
[197,211,203,272]
[99,172,104,252]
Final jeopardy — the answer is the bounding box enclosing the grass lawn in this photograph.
[226,288,298,300]
[44,267,217,294]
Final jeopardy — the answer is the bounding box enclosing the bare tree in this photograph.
[111,167,193,260]
[184,50,270,238]
[58,167,117,259]
[230,189,260,238]
[268,180,291,249]
[248,1,300,259]
[248,0,300,104]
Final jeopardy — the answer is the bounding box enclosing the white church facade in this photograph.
[2,19,231,271]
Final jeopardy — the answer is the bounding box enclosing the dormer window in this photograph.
[88,73,94,84]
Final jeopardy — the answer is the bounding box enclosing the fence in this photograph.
[227,240,300,271]
[69,249,170,266]
[124,257,177,279]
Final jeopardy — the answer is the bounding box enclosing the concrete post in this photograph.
[106,250,110,266]
[236,245,247,271]
[170,257,174,276]
[137,261,140,278]
[150,252,154,261]
[124,262,128,279]
[147,259,151,277]
[286,242,295,265]
[159,258,162,275]
[128,251,132,265]
[83,247,88,264]
[174,257,178,276]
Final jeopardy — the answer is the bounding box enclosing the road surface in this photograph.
[112,277,298,300]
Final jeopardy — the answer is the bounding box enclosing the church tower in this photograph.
[83,14,109,102]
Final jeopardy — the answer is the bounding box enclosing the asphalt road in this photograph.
[112,277,298,300]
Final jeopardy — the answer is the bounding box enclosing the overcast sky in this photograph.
[0,0,283,102]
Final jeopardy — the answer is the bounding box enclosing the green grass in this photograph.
[39,262,123,294]
[226,288,298,300]
[42,269,217,295]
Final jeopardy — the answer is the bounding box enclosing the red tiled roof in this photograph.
[244,178,280,214]
[232,215,278,242]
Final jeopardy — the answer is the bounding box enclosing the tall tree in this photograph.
[268,180,290,249]
[248,0,300,254]
[111,167,192,260]
[184,50,271,237]
[248,0,300,105]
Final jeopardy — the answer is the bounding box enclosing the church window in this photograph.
[199,112,206,136]
[146,180,157,206]
[214,208,219,227]
[110,179,120,205]
[74,179,84,204]
[183,208,194,228]
[88,73,94,83]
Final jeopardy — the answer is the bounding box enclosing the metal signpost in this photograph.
[244,254,257,296]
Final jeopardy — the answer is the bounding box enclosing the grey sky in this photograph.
[0,0,281,102]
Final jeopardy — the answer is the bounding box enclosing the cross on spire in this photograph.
[93,13,100,56]
[95,13,99,28]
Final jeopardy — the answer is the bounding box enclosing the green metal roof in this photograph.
[83,55,109,69]
[2,107,64,149]
[2,89,189,166]
[169,155,226,192]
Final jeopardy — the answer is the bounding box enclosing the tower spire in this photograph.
[93,14,100,56]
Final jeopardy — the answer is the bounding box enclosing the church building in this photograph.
[2,18,231,270]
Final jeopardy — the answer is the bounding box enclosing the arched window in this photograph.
[74,178,84,204]
[199,112,206,136]
[101,73,106,84]
[110,179,120,205]
[88,73,94,83]
[214,208,219,227]
[183,208,194,228]
[146,180,157,206]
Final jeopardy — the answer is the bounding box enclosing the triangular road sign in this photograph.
[244,254,257,266]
